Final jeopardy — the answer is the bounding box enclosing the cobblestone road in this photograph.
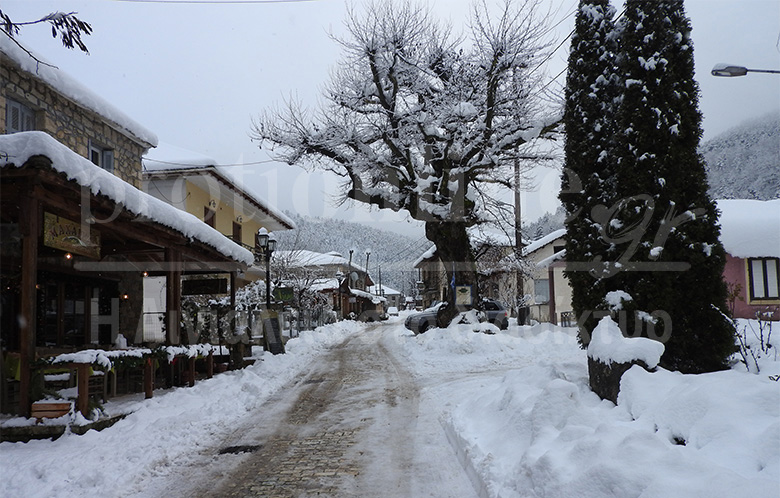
[171,324,475,497]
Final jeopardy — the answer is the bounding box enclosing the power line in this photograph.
[112,0,317,4]
[143,157,279,167]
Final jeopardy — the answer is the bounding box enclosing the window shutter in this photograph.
[103,149,114,173]
[7,101,21,133]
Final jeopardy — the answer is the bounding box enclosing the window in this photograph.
[534,279,550,304]
[748,258,780,300]
[204,207,216,228]
[5,99,35,133]
[88,141,114,173]
[232,222,242,244]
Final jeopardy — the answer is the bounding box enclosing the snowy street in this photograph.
[1,316,778,497]
[148,323,475,497]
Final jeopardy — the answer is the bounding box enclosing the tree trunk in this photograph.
[425,221,479,328]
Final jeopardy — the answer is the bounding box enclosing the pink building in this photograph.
[718,200,780,321]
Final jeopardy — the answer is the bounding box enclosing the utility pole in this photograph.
[514,156,525,324]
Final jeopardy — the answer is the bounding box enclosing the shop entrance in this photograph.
[36,275,118,348]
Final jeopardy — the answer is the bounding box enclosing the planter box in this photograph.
[31,401,72,421]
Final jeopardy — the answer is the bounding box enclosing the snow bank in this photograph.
[0,321,360,498]
[441,330,778,498]
[587,316,665,368]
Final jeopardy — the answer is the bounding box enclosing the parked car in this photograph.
[404,302,443,334]
[387,306,399,316]
[482,299,509,330]
[404,299,509,334]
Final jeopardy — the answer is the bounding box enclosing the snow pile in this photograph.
[0,321,358,498]
[434,326,778,498]
[0,132,254,265]
[587,316,665,368]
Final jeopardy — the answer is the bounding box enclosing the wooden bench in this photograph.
[31,401,72,422]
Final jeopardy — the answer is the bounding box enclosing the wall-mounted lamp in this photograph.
[142,271,149,277]
[121,294,130,300]
[208,199,217,208]
[236,215,243,223]
[65,253,73,260]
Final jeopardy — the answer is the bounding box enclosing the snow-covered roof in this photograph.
[368,284,401,296]
[717,199,780,258]
[522,228,566,257]
[413,245,438,267]
[143,143,295,230]
[0,36,157,147]
[309,278,340,292]
[536,249,566,269]
[1,132,253,265]
[275,250,367,273]
[349,288,386,304]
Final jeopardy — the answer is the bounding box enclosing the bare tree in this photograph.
[253,0,559,327]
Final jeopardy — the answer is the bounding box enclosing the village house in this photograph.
[412,229,574,325]
[413,245,446,309]
[277,250,382,320]
[368,284,402,310]
[141,144,295,341]
[517,228,573,325]
[0,37,252,417]
[717,199,780,321]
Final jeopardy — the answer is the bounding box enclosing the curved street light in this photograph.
[711,63,780,77]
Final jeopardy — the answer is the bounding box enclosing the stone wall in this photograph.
[0,56,150,188]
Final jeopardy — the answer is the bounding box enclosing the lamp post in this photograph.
[711,63,780,77]
[256,228,277,309]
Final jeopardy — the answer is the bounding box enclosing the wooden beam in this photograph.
[18,195,39,418]
[165,248,182,345]
[144,357,154,399]
[77,364,90,417]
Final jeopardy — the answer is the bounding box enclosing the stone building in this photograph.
[0,36,251,416]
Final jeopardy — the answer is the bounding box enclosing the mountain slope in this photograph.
[701,112,780,201]
[275,213,431,294]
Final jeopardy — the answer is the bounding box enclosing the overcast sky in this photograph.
[4,0,779,239]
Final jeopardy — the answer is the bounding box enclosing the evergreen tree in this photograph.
[560,0,618,346]
[608,0,734,373]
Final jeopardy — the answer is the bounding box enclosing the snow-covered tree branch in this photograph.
[253,0,560,326]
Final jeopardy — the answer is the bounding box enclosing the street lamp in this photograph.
[256,228,277,308]
[711,63,780,77]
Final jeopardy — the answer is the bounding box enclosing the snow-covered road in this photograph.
[146,324,477,497]
[1,317,778,497]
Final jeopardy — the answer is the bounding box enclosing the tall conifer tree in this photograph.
[560,0,618,346]
[608,0,734,372]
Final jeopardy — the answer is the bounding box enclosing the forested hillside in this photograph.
[701,112,779,201]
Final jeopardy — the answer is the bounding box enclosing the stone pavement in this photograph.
[178,327,476,498]
[217,429,361,497]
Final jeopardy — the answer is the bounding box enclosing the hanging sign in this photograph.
[43,212,101,259]
[272,287,294,303]
[455,285,473,306]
